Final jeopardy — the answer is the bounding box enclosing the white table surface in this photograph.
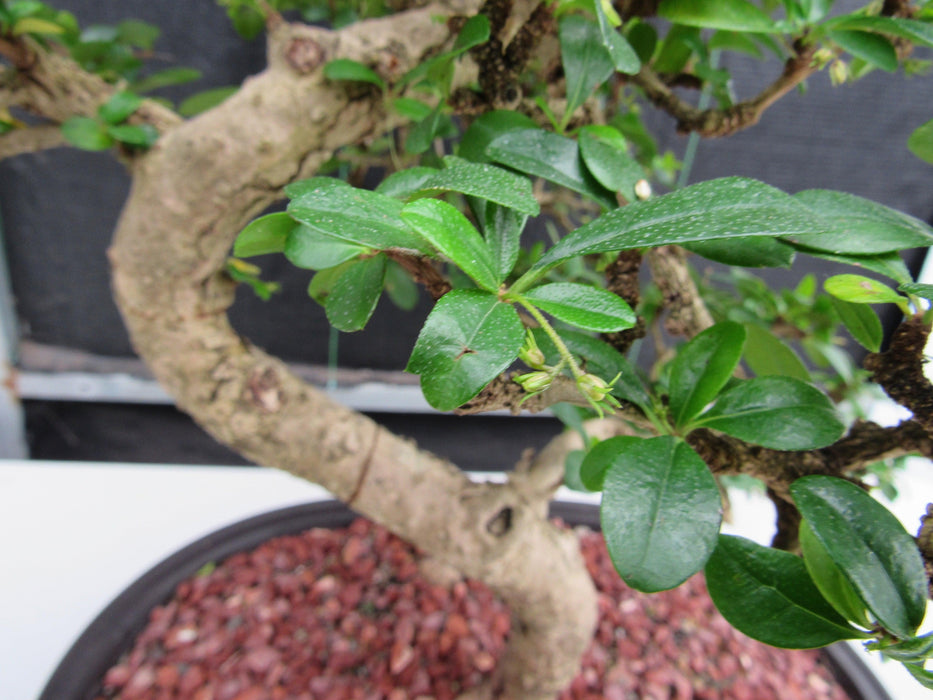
[1,458,929,699]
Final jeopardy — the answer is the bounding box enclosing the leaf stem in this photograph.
[511,294,586,380]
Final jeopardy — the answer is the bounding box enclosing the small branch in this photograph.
[384,250,451,300]
[917,504,933,598]
[0,123,64,159]
[631,41,817,137]
[601,249,646,355]
[865,316,933,434]
[646,245,714,338]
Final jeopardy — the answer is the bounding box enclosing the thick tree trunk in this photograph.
[105,5,597,698]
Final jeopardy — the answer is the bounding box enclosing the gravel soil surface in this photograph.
[96,518,852,700]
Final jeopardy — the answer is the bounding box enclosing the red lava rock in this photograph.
[95,519,854,700]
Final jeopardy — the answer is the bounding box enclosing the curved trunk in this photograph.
[107,6,597,698]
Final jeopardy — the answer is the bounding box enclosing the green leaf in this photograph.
[788,190,933,254]
[11,16,64,35]
[384,260,419,311]
[705,534,866,648]
[904,663,933,690]
[98,91,144,124]
[669,321,746,427]
[823,16,933,49]
[908,118,933,165]
[234,212,296,257]
[694,377,844,450]
[452,13,490,51]
[487,129,617,210]
[626,20,658,64]
[307,261,355,305]
[106,123,159,147]
[482,203,524,280]
[653,23,700,74]
[390,97,434,121]
[578,125,643,202]
[708,30,763,58]
[829,30,897,72]
[875,632,933,663]
[559,16,615,125]
[527,177,816,278]
[285,225,368,269]
[791,475,928,638]
[61,117,114,151]
[579,435,644,491]
[407,290,524,411]
[288,179,429,253]
[324,254,387,332]
[824,274,906,306]
[594,0,641,73]
[404,107,444,155]
[684,237,796,268]
[600,437,722,592]
[228,3,266,39]
[401,198,500,290]
[177,86,238,117]
[131,67,202,94]
[743,324,811,381]
[383,157,539,216]
[323,58,385,88]
[830,297,882,352]
[795,249,912,285]
[458,110,539,164]
[521,283,636,333]
[900,282,933,301]
[563,449,589,492]
[799,519,872,628]
[658,0,777,32]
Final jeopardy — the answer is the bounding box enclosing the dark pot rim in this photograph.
[40,500,892,700]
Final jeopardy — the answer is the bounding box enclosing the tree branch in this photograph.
[0,123,64,159]
[631,41,817,137]
[646,245,714,338]
[101,5,596,697]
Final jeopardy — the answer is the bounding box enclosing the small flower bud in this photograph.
[518,331,547,369]
[829,59,849,86]
[577,373,611,402]
[634,179,652,201]
[515,371,553,394]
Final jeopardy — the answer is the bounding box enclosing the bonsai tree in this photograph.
[4,0,933,695]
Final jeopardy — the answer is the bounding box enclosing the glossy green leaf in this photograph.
[601,437,722,592]
[626,20,658,64]
[487,129,617,210]
[307,261,355,305]
[401,198,500,290]
[684,237,796,268]
[106,123,159,147]
[743,324,810,381]
[405,107,444,155]
[375,167,439,200]
[908,118,933,165]
[709,30,763,57]
[227,3,265,39]
[390,97,434,121]
[706,535,866,648]
[61,117,114,151]
[653,23,700,74]
[482,203,524,280]
[829,30,897,72]
[12,16,65,35]
[527,177,816,278]
[458,110,539,164]
[234,212,296,257]
[824,15,933,48]
[695,377,844,450]
[658,0,777,32]
[563,449,589,492]
[824,274,906,306]
[800,519,872,628]
[98,91,143,124]
[131,67,202,94]
[669,321,746,427]
[559,16,615,124]
[323,58,385,88]
[407,290,524,411]
[324,254,387,332]
[177,86,238,117]
[578,125,643,202]
[384,260,419,311]
[287,179,428,253]
[788,190,933,254]
[594,0,641,73]
[792,475,928,638]
[794,249,911,285]
[830,297,882,352]
[285,225,368,269]
[579,435,644,491]
[904,663,933,690]
[522,283,636,333]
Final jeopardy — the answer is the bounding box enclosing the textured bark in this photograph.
[98,6,596,698]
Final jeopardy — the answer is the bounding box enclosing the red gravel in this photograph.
[96,518,851,700]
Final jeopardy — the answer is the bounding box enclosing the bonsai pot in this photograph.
[40,500,892,700]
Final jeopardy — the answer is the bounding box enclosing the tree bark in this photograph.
[102,5,596,698]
